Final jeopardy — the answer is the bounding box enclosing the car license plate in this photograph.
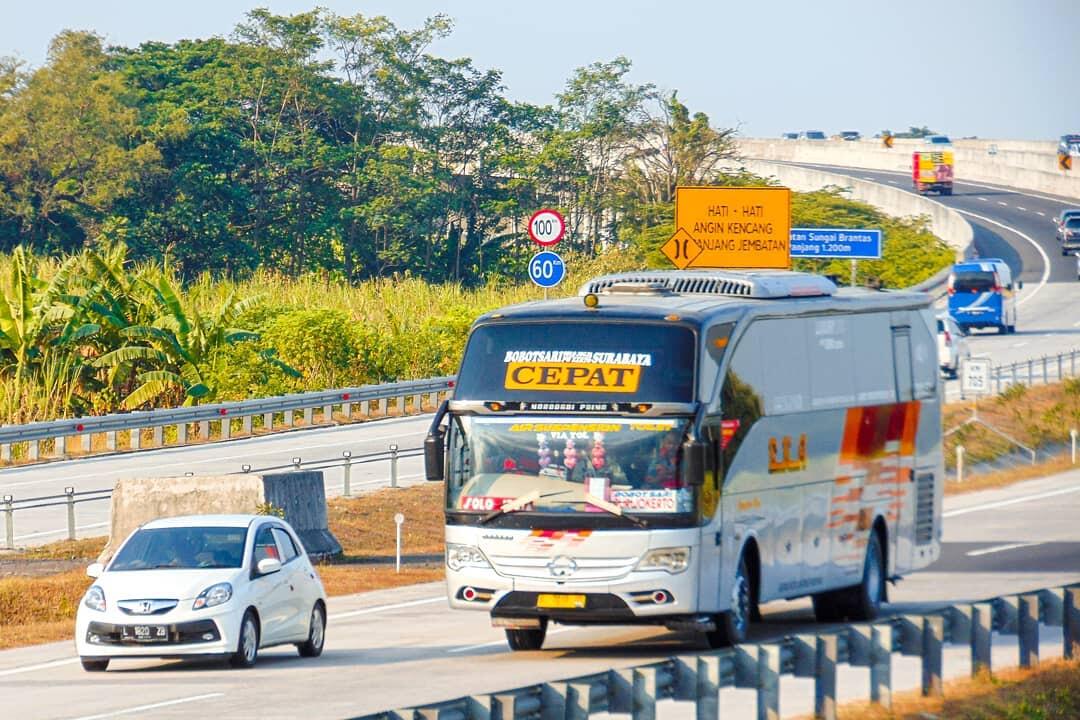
[122,624,169,643]
[536,593,586,609]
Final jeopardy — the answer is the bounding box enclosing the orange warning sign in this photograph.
[670,186,792,269]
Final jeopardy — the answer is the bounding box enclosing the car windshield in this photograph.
[1066,219,1080,229]
[446,416,694,516]
[110,526,247,571]
[928,136,951,144]
[950,270,996,293]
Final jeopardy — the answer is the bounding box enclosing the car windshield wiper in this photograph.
[561,495,648,528]
[479,490,541,525]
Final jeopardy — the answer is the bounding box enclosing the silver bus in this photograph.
[425,269,943,650]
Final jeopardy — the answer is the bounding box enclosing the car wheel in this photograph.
[706,554,754,648]
[505,618,548,651]
[230,610,260,668]
[80,658,109,672]
[297,603,326,658]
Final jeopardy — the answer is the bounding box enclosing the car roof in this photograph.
[140,514,267,529]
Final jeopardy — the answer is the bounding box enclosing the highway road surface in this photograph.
[1,471,1078,719]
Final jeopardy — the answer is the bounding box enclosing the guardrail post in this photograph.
[323,403,333,424]
[1027,359,1033,385]
[221,416,231,440]
[956,445,965,482]
[1019,594,1039,667]
[610,669,633,714]
[52,436,65,458]
[3,495,13,549]
[814,635,837,720]
[870,624,892,709]
[129,428,141,450]
[105,431,117,452]
[540,683,569,720]
[1043,355,1048,384]
[414,393,423,414]
[397,394,406,417]
[389,444,399,488]
[972,602,993,674]
[343,401,353,420]
[343,451,353,497]
[263,412,273,432]
[28,439,39,461]
[694,656,720,720]
[1072,429,1078,465]
[286,410,295,428]
[2,441,11,463]
[242,415,252,435]
[152,425,163,447]
[304,407,313,426]
[1065,587,1080,659]
[198,420,209,439]
[921,616,944,697]
[1058,354,1064,381]
[632,666,657,720]
[174,422,185,445]
[757,644,780,720]
[80,431,93,454]
[65,486,76,540]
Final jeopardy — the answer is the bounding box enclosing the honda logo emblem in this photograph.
[547,555,577,578]
[139,601,153,614]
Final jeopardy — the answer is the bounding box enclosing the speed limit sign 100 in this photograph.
[528,208,566,247]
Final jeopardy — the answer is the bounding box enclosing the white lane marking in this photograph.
[997,201,1008,206]
[449,627,572,654]
[887,180,898,185]
[0,657,79,677]
[944,485,1080,518]
[978,197,988,201]
[965,542,1043,558]
[329,595,444,620]
[1037,211,1046,217]
[950,208,1050,307]
[66,693,224,720]
[14,521,107,541]
[862,176,875,180]
[1011,341,1029,348]
[0,420,431,491]
[1017,206,1027,211]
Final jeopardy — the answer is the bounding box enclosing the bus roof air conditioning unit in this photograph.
[579,270,837,300]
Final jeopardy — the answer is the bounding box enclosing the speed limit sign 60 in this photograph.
[528,208,566,247]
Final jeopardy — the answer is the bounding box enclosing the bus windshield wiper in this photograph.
[479,490,541,524]
[566,494,648,528]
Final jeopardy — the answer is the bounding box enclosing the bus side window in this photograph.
[719,325,765,484]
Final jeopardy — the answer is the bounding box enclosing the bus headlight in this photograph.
[637,547,691,574]
[446,544,491,571]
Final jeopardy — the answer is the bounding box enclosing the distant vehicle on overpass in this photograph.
[800,130,827,140]
[1059,134,1080,157]
[426,269,944,650]
[1059,217,1080,255]
[947,259,1020,334]
[838,130,861,141]
[781,132,799,140]
[912,148,954,195]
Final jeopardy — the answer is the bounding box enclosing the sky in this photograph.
[2,0,1077,140]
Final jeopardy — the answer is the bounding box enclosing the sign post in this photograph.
[394,513,405,573]
[664,186,792,270]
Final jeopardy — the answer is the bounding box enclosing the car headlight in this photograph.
[193,582,233,610]
[83,585,106,612]
[636,547,691,574]
[446,544,491,572]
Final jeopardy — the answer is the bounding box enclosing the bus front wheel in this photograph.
[505,619,548,651]
[706,555,754,647]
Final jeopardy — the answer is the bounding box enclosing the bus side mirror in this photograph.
[425,429,445,481]
[1017,280,1024,290]
[681,440,706,487]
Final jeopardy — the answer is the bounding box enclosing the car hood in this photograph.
[98,568,242,601]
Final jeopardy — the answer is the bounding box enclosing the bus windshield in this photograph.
[446,416,694,517]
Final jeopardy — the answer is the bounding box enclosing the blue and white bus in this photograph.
[947,259,1020,334]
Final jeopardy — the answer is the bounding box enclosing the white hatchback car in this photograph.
[936,313,970,378]
[76,514,327,672]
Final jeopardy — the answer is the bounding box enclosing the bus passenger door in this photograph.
[696,419,724,613]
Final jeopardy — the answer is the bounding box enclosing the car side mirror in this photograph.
[681,440,706,487]
[86,562,104,579]
[257,558,282,576]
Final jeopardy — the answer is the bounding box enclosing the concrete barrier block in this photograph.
[100,470,342,562]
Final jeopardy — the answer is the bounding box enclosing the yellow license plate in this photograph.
[537,593,586,609]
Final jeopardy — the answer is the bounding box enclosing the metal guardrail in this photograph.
[357,584,1080,720]
[0,377,453,464]
[990,347,1080,394]
[1,446,422,549]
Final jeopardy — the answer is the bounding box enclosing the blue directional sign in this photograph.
[790,227,882,259]
[528,250,566,288]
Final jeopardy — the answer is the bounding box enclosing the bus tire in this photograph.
[706,554,753,647]
[811,591,845,622]
[846,529,886,621]
[505,619,547,651]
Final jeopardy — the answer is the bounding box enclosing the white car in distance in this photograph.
[76,514,327,671]
[937,313,970,379]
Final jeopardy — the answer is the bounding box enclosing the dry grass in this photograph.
[0,484,447,650]
[820,659,1080,719]
[945,451,1077,496]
